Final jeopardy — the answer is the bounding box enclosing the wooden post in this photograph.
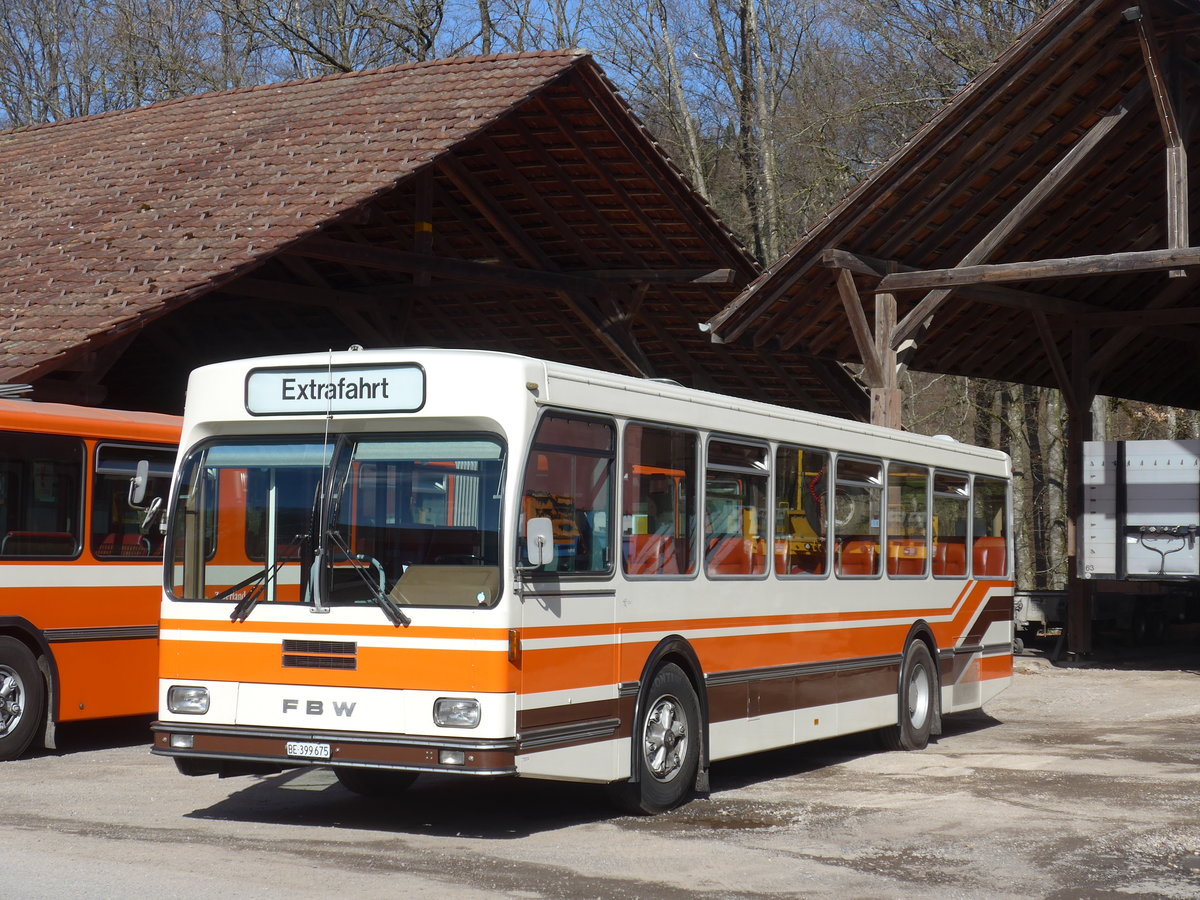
[1066,327,1094,656]
[871,293,902,429]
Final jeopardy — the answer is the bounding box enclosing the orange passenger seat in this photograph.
[839,539,878,576]
[972,536,1007,576]
[932,539,967,577]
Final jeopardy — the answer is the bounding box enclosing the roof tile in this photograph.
[0,51,589,379]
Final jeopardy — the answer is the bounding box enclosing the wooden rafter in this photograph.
[889,83,1148,350]
[437,152,653,377]
[1131,5,1189,276]
[1033,310,1078,409]
[878,245,1200,294]
[707,0,1118,345]
[833,267,883,385]
[293,236,608,296]
[420,179,615,372]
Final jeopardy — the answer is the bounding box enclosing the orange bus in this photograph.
[0,398,179,759]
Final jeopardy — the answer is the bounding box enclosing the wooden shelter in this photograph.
[0,51,865,417]
[704,0,1199,653]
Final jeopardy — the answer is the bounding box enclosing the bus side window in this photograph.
[972,476,1009,577]
[0,433,83,558]
[521,413,614,574]
[774,446,829,577]
[932,472,968,577]
[886,464,928,577]
[704,439,768,577]
[834,457,882,577]
[91,444,175,559]
[621,424,696,576]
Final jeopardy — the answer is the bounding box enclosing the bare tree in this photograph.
[220,0,447,77]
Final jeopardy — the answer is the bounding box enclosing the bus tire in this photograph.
[0,636,44,761]
[609,663,700,815]
[880,639,936,752]
[334,767,418,797]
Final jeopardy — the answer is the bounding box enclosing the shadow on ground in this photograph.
[1023,629,1200,674]
[181,708,1002,837]
[24,714,155,759]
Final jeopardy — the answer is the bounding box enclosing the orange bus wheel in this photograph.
[0,636,44,761]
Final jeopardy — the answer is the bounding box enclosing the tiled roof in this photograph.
[0,51,590,380]
[0,51,866,417]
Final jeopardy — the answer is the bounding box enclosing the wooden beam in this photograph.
[889,84,1147,349]
[878,245,1200,293]
[227,276,376,309]
[577,268,737,285]
[1079,305,1200,327]
[832,267,883,385]
[771,57,1121,353]
[294,237,609,296]
[871,293,901,428]
[876,45,1127,265]
[1088,276,1196,378]
[799,353,870,421]
[438,153,652,378]
[705,0,1114,343]
[1033,310,1077,409]
[823,249,1101,316]
[413,171,433,287]
[1132,6,1189,277]
[272,253,390,348]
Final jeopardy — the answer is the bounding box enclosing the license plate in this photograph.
[286,741,331,760]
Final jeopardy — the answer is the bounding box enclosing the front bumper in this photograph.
[152,721,518,775]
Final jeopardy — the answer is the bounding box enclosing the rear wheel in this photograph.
[0,636,44,761]
[608,663,701,815]
[334,767,418,797]
[880,639,936,752]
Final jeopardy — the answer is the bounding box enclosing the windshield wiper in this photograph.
[325,529,410,627]
[222,561,284,623]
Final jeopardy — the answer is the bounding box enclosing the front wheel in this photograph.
[880,639,937,752]
[608,663,701,815]
[0,636,44,761]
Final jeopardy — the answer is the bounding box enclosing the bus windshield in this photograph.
[169,435,505,610]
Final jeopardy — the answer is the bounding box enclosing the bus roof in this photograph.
[185,348,1009,472]
[0,398,180,443]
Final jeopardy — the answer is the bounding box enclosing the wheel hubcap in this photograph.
[907,665,931,730]
[642,694,688,782]
[0,667,25,738]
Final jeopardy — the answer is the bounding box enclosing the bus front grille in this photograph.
[282,640,357,670]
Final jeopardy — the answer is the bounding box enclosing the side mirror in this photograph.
[140,495,164,531]
[525,517,555,568]
[129,459,150,506]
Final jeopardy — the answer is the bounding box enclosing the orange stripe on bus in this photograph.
[161,640,519,692]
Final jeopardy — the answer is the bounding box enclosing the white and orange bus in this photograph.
[0,398,179,759]
[153,349,1012,812]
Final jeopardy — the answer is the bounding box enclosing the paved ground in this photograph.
[5,643,1200,899]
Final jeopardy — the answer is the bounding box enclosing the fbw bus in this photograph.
[153,349,1012,812]
[1,399,179,759]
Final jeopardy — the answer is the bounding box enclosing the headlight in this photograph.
[432,697,480,728]
[167,685,210,715]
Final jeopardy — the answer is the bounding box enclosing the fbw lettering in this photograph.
[282,698,356,717]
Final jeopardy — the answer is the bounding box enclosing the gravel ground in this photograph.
[4,642,1200,899]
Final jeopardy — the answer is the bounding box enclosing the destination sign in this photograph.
[245,364,425,416]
